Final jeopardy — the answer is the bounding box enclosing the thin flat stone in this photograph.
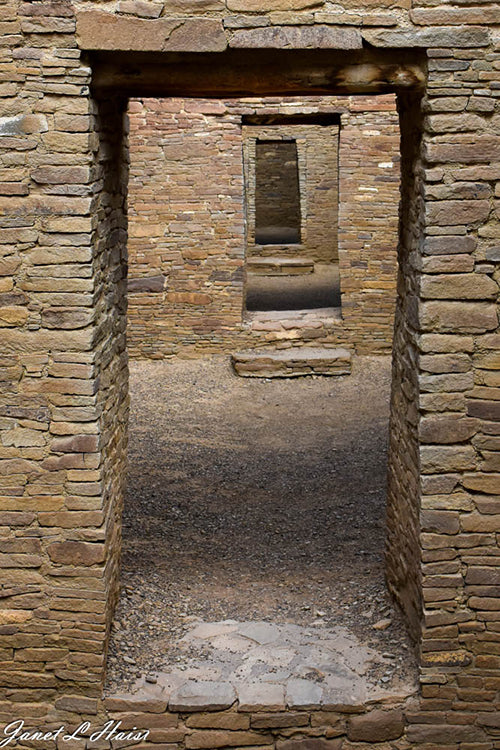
[104,693,168,712]
[322,686,366,708]
[237,681,286,711]
[209,633,255,653]
[188,622,239,640]
[169,680,236,711]
[229,25,362,49]
[232,347,352,378]
[247,256,314,275]
[286,678,323,708]
[238,621,281,645]
[128,275,165,293]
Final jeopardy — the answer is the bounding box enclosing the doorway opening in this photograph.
[255,139,302,246]
[89,46,425,717]
[243,114,341,316]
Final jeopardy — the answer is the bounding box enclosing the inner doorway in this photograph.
[89,45,426,712]
[255,139,302,246]
[244,115,341,314]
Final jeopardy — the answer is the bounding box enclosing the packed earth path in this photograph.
[105,355,416,695]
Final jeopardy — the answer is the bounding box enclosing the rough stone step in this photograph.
[247,256,315,275]
[231,347,352,378]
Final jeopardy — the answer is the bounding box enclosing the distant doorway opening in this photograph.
[255,139,302,245]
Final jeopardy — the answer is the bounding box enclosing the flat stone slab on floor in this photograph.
[247,256,315,275]
[113,619,417,711]
[231,346,352,377]
[169,679,236,711]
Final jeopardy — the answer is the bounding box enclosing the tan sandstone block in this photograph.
[165,0,223,8]
[0,610,32,625]
[41,217,93,233]
[0,307,28,327]
[187,712,249,729]
[50,435,99,453]
[476,352,500,370]
[76,11,227,52]
[112,712,179,729]
[47,541,105,566]
[54,695,99,714]
[420,445,477,473]
[420,353,471,373]
[421,509,460,534]
[117,0,163,16]
[38,511,104,528]
[412,6,500,24]
[426,200,491,226]
[426,136,500,165]
[462,474,500,495]
[185,730,272,748]
[420,415,477,444]
[104,696,167,712]
[228,0,321,9]
[276,740,343,750]
[229,25,362,48]
[420,302,498,333]
[419,334,474,353]
[347,709,404,742]
[462,512,500,532]
[421,492,473,511]
[421,273,498,300]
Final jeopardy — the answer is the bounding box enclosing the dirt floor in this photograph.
[105,355,417,695]
[246,264,340,311]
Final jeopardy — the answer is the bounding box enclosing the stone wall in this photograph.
[1,1,500,747]
[127,95,400,358]
[243,118,339,262]
[98,691,417,750]
[386,91,425,642]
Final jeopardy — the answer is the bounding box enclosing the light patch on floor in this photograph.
[122,619,417,710]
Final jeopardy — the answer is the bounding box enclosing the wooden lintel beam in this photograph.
[89,49,426,98]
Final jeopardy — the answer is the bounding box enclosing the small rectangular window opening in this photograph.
[255,139,301,245]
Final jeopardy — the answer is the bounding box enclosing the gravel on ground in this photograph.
[105,355,417,695]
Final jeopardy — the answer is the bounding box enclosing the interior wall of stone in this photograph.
[386,90,425,642]
[127,94,400,359]
[0,85,129,703]
[337,98,401,352]
[91,94,130,672]
[243,120,339,263]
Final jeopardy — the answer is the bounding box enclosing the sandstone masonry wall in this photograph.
[127,95,400,358]
[243,118,339,262]
[1,1,500,746]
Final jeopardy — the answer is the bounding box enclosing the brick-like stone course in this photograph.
[96,693,414,750]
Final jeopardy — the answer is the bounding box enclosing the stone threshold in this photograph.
[231,346,352,377]
[103,620,417,748]
[245,307,342,330]
[247,257,315,275]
